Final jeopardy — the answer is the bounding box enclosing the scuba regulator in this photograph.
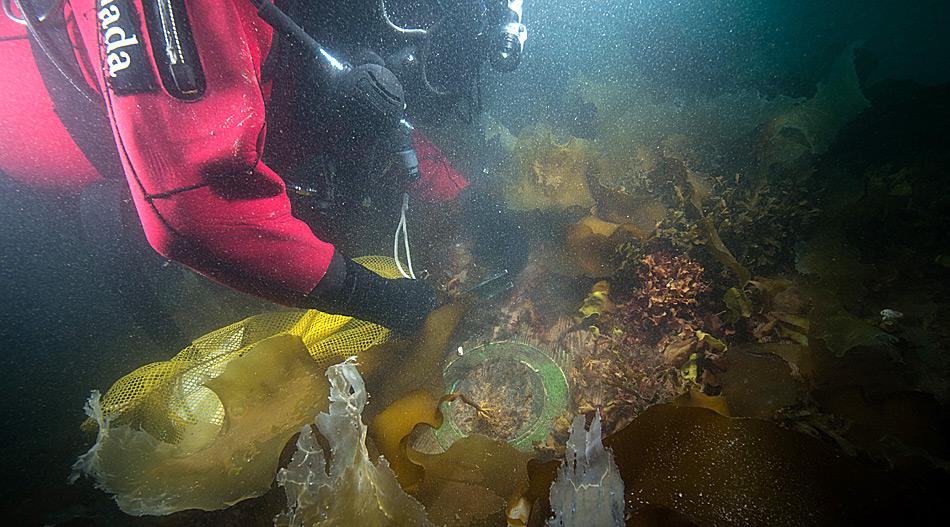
[252,0,419,182]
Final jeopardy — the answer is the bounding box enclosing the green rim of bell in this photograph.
[434,341,569,452]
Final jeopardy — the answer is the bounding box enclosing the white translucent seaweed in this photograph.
[547,413,625,527]
[275,360,433,527]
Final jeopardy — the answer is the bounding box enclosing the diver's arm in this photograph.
[66,0,434,331]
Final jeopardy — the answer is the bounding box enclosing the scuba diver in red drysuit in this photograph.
[0,0,529,335]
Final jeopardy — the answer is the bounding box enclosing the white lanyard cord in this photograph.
[394,192,416,279]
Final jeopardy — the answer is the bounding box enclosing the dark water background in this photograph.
[2,0,949,525]
[490,0,950,120]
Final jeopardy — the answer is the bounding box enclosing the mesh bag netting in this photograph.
[84,256,401,443]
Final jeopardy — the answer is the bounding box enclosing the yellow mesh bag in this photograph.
[85,257,403,443]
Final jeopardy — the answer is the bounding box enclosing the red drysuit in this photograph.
[0,0,468,305]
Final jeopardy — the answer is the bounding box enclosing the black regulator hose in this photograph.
[13,0,97,103]
[251,0,347,78]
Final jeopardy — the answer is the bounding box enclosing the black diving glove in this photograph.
[304,252,438,337]
[459,187,528,276]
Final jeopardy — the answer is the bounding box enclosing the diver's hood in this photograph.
[381,0,527,74]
